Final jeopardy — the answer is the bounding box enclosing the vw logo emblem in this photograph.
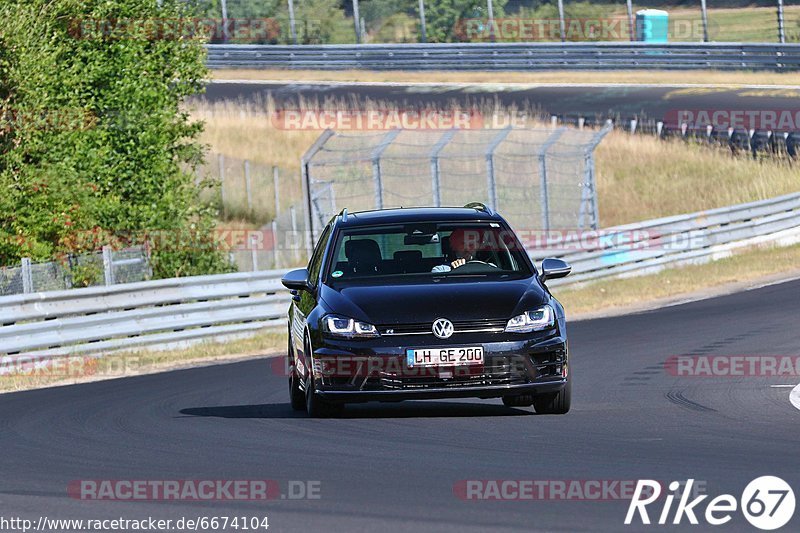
[432,318,454,339]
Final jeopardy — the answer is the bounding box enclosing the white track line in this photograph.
[208,79,800,90]
[791,383,800,411]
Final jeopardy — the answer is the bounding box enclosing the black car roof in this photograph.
[336,206,502,227]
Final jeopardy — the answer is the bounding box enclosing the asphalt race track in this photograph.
[1,278,799,532]
[202,81,800,124]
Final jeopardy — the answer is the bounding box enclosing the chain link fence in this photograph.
[0,246,150,297]
[197,153,309,271]
[301,125,611,245]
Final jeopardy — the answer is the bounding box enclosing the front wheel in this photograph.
[533,379,571,415]
[305,374,343,418]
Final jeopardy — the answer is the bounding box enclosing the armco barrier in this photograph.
[206,43,800,71]
[540,191,800,286]
[0,270,290,358]
[1,192,798,360]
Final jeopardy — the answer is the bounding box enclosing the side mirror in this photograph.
[539,258,571,283]
[281,268,311,291]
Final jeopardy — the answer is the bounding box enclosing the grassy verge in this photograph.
[554,242,800,316]
[0,330,285,393]
[210,69,800,87]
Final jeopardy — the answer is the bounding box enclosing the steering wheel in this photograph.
[451,260,500,273]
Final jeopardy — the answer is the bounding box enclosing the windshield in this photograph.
[325,221,533,285]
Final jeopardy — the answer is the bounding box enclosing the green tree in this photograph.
[0,0,232,278]
[424,0,507,43]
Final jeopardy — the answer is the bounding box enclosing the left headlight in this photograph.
[322,314,380,338]
[505,305,555,333]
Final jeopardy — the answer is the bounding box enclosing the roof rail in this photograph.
[463,202,493,216]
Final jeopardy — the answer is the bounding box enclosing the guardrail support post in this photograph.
[778,0,786,43]
[21,258,33,294]
[102,246,115,286]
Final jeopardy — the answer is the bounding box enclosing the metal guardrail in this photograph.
[0,270,290,358]
[541,192,800,287]
[206,43,800,71]
[1,192,798,361]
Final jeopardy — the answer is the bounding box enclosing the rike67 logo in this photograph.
[626,477,795,530]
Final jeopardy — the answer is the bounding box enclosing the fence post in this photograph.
[429,130,456,207]
[352,0,361,43]
[777,0,786,43]
[301,129,335,253]
[21,257,33,294]
[102,246,115,286]
[485,127,512,211]
[538,128,567,232]
[290,205,300,264]
[218,153,227,217]
[626,0,635,41]
[273,166,281,217]
[371,130,401,210]
[287,0,298,44]
[271,220,279,268]
[250,233,259,272]
[418,0,427,43]
[700,0,709,42]
[244,160,253,213]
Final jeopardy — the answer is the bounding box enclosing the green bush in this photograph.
[0,0,233,277]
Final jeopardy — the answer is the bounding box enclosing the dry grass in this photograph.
[0,330,285,393]
[210,69,800,87]
[554,242,800,315]
[192,98,800,228]
[595,133,799,226]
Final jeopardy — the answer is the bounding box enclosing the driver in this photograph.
[431,228,495,273]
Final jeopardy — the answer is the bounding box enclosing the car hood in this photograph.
[319,277,546,325]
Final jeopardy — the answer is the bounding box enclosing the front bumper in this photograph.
[309,330,568,403]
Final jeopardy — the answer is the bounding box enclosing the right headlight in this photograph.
[322,314,380,338]
[504,305,555,333]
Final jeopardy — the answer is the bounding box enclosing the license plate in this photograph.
[406,347,484,368]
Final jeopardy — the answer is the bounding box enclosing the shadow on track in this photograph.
[179,401,533,419]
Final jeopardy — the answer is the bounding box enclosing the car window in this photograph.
[326,222,531,284]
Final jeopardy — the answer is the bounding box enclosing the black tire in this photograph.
[288,337,305,411]
[533,379,571,415]
[304,337,344,418]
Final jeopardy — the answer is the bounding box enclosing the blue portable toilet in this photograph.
[636,9,669,43]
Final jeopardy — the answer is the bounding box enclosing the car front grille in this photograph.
[378,357,529,390]
[378,318,507,336]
